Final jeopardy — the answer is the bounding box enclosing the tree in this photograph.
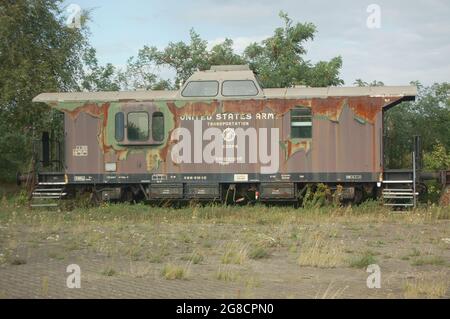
[384,82,450,169]
[121,12,345,89]
[81,47,121,91]
[353,79,385,87]
[117,46,174,90]
[424,141,450,171]
[0,0,89,181]
[244,12,344,88]
[209,38,246,67]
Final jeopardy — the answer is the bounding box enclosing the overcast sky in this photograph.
[62,0,450,86]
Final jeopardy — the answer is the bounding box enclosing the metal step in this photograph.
[383,196,414,200]
[382,190,416,193]
[382,183,417,208]
[30,185,67,208]
[382,180,413,184]
[32,192,67,197]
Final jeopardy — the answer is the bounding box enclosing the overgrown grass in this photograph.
[411,256,446,266]
[9,256,27,266]
[161,263,190,280]
[1,190,449,298]
[349,250,377,269]
[181,251,204,264]
[1,193,449,228]
[222,243,248,265]
[404,274,448,298]
[216,266,239,282]
[297,234,345,268]
[101,267,116,276]
[249,246,270,260]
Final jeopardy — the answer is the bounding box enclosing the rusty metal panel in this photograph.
[149,184,183,199]
[260,183,295,199]
[185,184,220,199]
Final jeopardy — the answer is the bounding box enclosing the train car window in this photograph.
[222,80,258,96]
[115,112,124,142]
[291,107,312,139]
[181,81,219,97]
[152,112,164,142]
[127,112,149,141]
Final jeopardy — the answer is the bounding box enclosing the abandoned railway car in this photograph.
[29,65,418,206]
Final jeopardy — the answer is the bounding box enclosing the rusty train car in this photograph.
[30,65,418,206]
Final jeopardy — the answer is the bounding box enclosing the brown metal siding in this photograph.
[62,96,393,179]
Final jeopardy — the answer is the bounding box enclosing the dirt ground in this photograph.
[0,202,449,299]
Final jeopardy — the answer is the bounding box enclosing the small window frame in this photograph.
[181,80,219,98]
[290,107,312,139]
[151,111,165,142]
[115,112,125,142]
[221,80,259,97]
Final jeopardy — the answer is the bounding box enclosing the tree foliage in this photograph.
[244,12,344,88]
[353,79,385,87]
[81,47,121,91]
[0,0,89,181]
[384,82,450,169]
[120,12,344,89]
[117,46,174,90]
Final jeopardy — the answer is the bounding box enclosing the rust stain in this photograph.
[312,98,345,122]
[223,96,395,124]
[63,102,112,154]
[116,149,129,161]
[284,140,311,159]
[63,102,109,121]
[146,150,161,172]
[268,99,312,115]
[223,100,265,113]
[310,96,392,124]
[99,103,111,154]
[167,101,218,129]
[347,97,383,123]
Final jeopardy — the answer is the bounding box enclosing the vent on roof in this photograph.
[209,65,250,72]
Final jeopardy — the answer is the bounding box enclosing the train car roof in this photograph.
[265,86,417,99]
[33,86,417,102]
[33,65,417,103]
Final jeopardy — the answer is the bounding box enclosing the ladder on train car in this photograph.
[30,183,67,208]
[382,151,419,208]
[382,183,418,208]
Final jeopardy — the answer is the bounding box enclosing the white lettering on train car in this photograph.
[170,120,279,174]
